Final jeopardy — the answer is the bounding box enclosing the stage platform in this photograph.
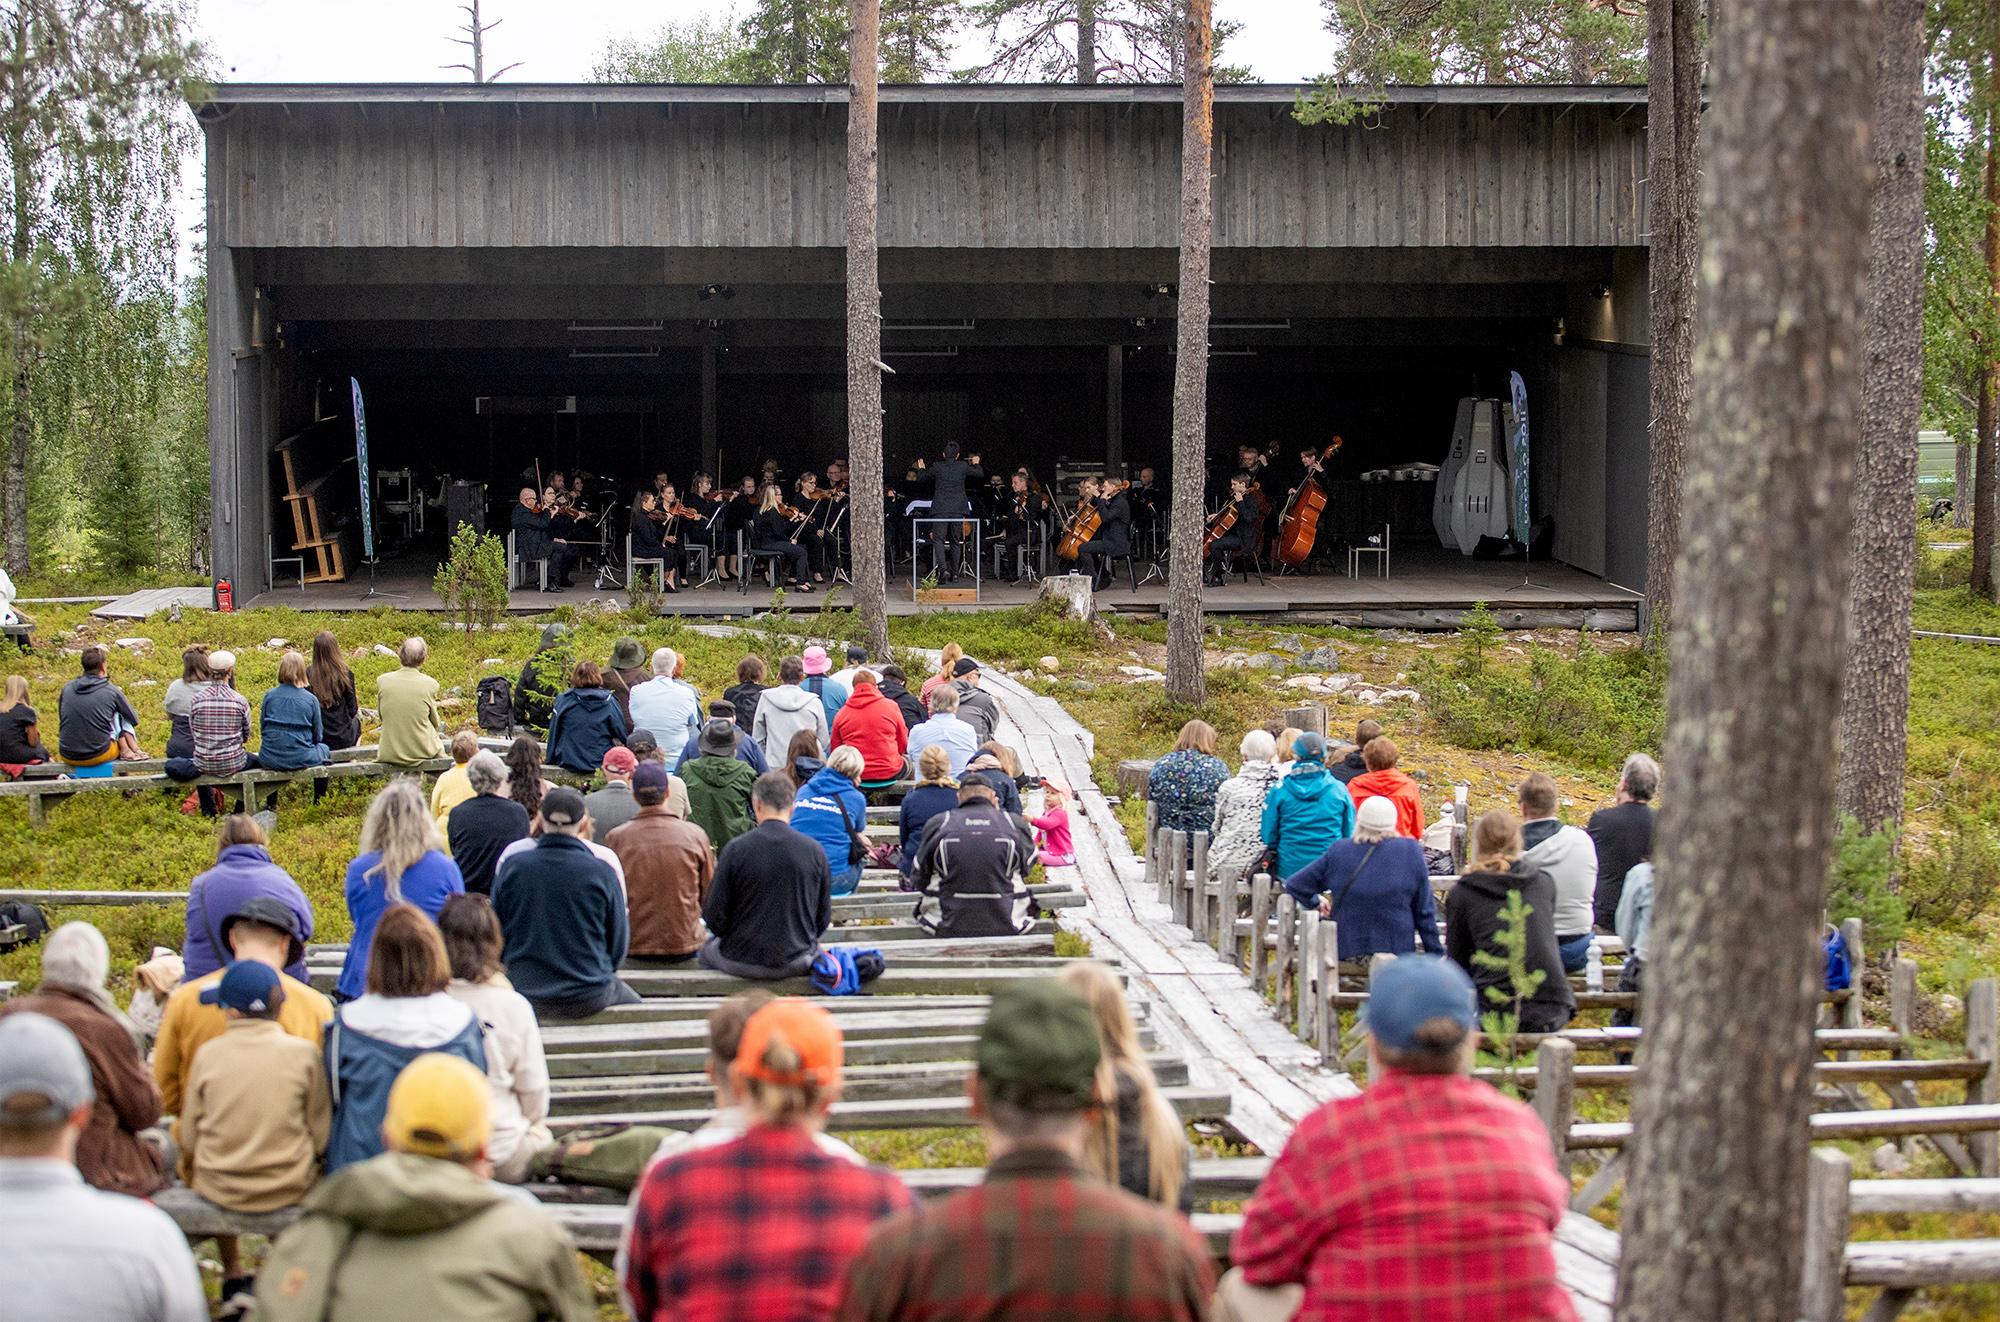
[244,547,1639,630]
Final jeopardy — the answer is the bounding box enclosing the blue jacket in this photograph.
[803,674,849,728]
[491,833,630,1011]
[336,850,465,1001]
[183,845,315,983]
[545,686,628,774]
[792,764,866,893]
[1282,836,1442,960]
[324,1009,486,1172]
[1259,760,1355,881]
[257,684,329,770]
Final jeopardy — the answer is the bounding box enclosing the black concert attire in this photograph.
[821,492,851,572]
[511,502,575,587]
[797,496,833,577]
[1206,495,1253,582]
[921,457,983,580]
[1079,491,1133,590]
[999,493,1044,580]
[630,507,668,566]
[1128,481,1160,545]
[753,507,811,585]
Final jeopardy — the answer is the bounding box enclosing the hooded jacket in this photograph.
[1331,746,1369,785]
[324,996,486,1172]
[182,844,316,982]
[1258,760,1356,880]
[1520,818,1600,938]
[830,678,910,782]
[1445,859,1578,1030]
[250,1151,595,1322]
[911,802,1038,938]
[962,754,1023,816]
[879,676,926,730]
[57,672,139,765]
[1346,767,1426,839]
[750,682,829,769]
[682,751,757,850]
[951,679,1001,744]
[792,763,868,889]
[544,686,628,774]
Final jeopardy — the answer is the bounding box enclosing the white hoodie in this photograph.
[1521,819,1599,937]
[751,683,830,768]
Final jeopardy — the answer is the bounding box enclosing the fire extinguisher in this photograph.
[214,578,234,613]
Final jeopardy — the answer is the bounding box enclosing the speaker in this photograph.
[446,480,486,536]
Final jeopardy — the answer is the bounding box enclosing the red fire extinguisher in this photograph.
[214,578,234,613]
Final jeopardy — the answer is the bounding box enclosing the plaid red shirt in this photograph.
[1232,1072,1576,1322]
[623,1121,913,1322]
[835,1147,1216,1321]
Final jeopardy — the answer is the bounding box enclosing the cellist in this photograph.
[1206,472,1256,586]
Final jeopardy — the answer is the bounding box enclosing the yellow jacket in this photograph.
[152,967,332,1116]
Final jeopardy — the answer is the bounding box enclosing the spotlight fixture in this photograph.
[1145,283,1177,299]
[698,284,736,301]
[1132,316,1155,329]
[1591,283,1612,299]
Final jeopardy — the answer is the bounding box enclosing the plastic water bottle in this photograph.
[1586,941,1605,994]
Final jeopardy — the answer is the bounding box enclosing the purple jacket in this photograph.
[182,845,315,982]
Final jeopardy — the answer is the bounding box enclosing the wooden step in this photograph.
[544,1027,1164,1079]
[549,1084,1233,1134]
[1569,1103,2000,1152]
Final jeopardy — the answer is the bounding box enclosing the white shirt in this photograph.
[906,713,980,776]
[0,1158,207,1322]
[447,974,551,1169]
[628,676,703,763]
[496,834,628,892]
[829,666,866,692]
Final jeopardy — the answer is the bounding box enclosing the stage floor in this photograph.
[248,546,1639,629]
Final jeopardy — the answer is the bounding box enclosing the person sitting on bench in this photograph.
[56,645,144,777]
[257,650,330,772]
[375,638,445,769]
[698,772,832,980]
[490,787,638,1020]
[910,780,1039,940]
[0,674,52,768]
[166,650,256,784]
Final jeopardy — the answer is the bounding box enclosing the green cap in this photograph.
[976,979,1102,1111]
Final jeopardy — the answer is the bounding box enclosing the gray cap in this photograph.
[0,1012,94,1127]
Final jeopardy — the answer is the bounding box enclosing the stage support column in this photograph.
[700,346,719,476]
[1105,343,1125,472]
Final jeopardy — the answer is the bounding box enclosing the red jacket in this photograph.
[831,679,909,782]
[1345,768,1426,839]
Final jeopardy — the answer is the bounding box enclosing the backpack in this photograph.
[476,676,513,733]
[1824,924,1854,993]
[0,900,49,951]
[811,947,886,996]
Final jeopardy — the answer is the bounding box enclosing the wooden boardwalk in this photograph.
[89,586,213,620]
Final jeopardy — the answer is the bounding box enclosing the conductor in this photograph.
[920,442,983,583]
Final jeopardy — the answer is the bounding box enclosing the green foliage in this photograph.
[592,12,751,81]
[1052,927,1093,958]
[1828,816,1908,949]
[1901,809,2000,930]
[1471,888,1544,1096]
[1922,0,1999,448]
[592,0,963,83]
[431,523,509,632]
[1454,600,1503,676]
[736,0,854,83]
[957,0,1248,84]
[1414,626,1665,771]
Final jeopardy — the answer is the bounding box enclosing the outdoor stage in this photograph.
[245,546,1639,630]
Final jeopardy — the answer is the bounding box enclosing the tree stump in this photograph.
[1116,759,1156,800]
[1039,574,1095,621]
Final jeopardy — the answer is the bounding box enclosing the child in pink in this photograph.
[1028,781,1076,867]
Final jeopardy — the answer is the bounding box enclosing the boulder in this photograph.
[262,637,288,650]
[1246,653,1287,670]
[371,644,397,658]
[1039,656,1060,673]
[1269,633,1304,655]
[113,637,152,650]
[1870,1142,1911,1176]
[1116,665,1165,682]
[1299,644,1341,668]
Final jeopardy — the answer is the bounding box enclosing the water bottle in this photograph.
[1586,941,1605,994]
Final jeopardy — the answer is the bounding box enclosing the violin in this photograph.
[1274,436,1344,569]
[664,501,702,521]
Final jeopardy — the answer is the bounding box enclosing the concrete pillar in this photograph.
[1105,344,1124,473]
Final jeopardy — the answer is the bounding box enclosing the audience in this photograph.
[829,643,871,692]
[447,751,532,895]
[1518,771,1601,973]
[949,657,1000,744]
[905,684,979,777]
[699,773,832,980]
[1445,810,1576,1035]
[629,647,702,765]
[786,728,824,789]
[1613,856,1655,1038]
[183,814,315,982]
[57,645,144,775]
[502,734,552,826]
[259,650,331,771]
[1148,719,1229,837]
[801,644,851,726]
[603,636,651,731]
[1259,733,1356,881]
[307,631,360,752]
[584,745,643,834]
[0,1013,206,1322]
[325,906,487,1172]
[545,660,629,775]
[1027,780,1075,867]
[1209,729,1283,884]
[876,662,926,730]
[1274,727,1302,769]
[0,923,167,1195]
[898,744,961,876]
[793,744,871,895]
[1059,961,1192,1211]
[675,699,770,774]
[831,668,910,786]
[919,643,963,707]
[625,999,912,1321]
[1588,751,1660,933]
[336,780,465,1003]
[837,979,1213,1321]
[256,1052,593,1322]
[963,744,1025,816]
[439,894,554,1183]
[1331,719,1380,786]
[684,718,758,850]
[1282,796,1442,961]
[1345,735,1425,839]
[429,729,482,832]
[1225,957,1572,1322]
[163,645,210,762]
[752,655,831,769]
[724,654,768,733]
[492,787,637,1018]
[512,623,571,733]
[176,649,256,780]
[911,780,1039,939]
[375,637,445,768]
[609,762,717,965]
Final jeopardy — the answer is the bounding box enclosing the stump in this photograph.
[1280,705,1326,738]
[1039,573,1096,621]
[1116,759,1156,800]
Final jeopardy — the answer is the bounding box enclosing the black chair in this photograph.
[736,530,789,595]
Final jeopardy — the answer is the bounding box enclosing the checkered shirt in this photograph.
[190,683,251,775]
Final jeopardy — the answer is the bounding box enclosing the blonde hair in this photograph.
[917,744,956,786]
[359,779,438,902]
[1275,728,1302,764]
[1174,720,1217,756]
[1472,808,1524,873]
[759,484,784,513]
[277,651,308,687]
[0,675,26,714]
[936,642,963,681]
[738,1037,827,1127]
[1059,961,1185,1207]
[825,745,865,780]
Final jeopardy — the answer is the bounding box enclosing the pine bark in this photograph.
[846,0,888,657]
[1613,1,1877,1318]
[1076,0,1097,84]
[1959,442,1976,527]
[1838,0,1927,833]
[4,12,30,577]
[1640,0,1702,637]
[1163,0,1211,704]
[1980,70,2000,601]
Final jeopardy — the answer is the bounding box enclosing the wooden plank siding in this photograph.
[207,99,1646,252]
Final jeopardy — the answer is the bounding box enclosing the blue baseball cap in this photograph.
[1361,956,1478,1051]
[1292,732,1326,762]
[200,960,284,1014]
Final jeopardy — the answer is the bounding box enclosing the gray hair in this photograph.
[1620,753,1661,802]
[398,636,428,667]
[42,923,110,993]
[929,685,960,714]
[651,647,678,677]
[1240,729,1276,762]
[466,750,507,795]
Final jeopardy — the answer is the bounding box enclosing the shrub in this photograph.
[432,523,509,632]
[1827,816,1906,949]
[1901,810,2000,930]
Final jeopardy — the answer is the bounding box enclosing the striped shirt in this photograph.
[190,681,252,775]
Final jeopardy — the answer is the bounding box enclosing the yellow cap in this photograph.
[383,1054,491,1161]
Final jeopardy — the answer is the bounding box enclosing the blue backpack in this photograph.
[1823,925,1854,993]
[811,947,885,996]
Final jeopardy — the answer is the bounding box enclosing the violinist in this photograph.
[511,486,575,592]
[794,473,833,583]
[689,472,730,584]
[752,484,814,592]
[1076,475,1132,592]
[659,483,691,593]
[999,471,1045,583]
[821,464,852,573]
[724,474,760,581]
[629,489,677,593]
[1207,472,1255,586]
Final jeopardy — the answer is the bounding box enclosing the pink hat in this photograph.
[802,645,831,676]
[601,747,637,775]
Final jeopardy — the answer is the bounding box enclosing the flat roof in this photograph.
[194,81,1648,113]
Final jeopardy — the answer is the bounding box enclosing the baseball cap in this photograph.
[200,959,284,1014]
[1292,732,1326,762]
[539,786,586,828]
[802,646,831,676]
[736,999,843,1090]
[700,718,739,755]
[602,746,637,776]
[1361,956,1479,1052]
[632,761,670,794]
[1355,795,1398,833]
[383,1053,491,1161]
[0,1012,93,1127]
[846,645,868,663]
[627,729,661,759]
[221,896,307,969]
[953,657,981,677]
[975,979,1101,1111]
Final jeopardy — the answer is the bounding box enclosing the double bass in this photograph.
[1274,437,1343,569]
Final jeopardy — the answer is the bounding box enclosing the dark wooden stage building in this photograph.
[196,82,1652,618]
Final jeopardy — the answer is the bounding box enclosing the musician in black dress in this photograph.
[1206,472,1255,586]
[752,485,814,592]
[920,442,983,582]
[794,473,834,581]
[1076,476,1132,592]
[510,487,574,591]
[998,471,1045,582]
[629,489,677,593]
[725,474,760,580]
[689,472,729,584]
[1127,465,1161,546]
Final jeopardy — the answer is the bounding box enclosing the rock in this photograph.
[166,604,183,624]
[1067,680,1097,694]
[1410,769,1430,784]
[358,707,379,724]
[438,697,465,710]
[1282,675,1324,689]
[1376,688,1422,704]
[1115,759,1156,798]
[1355,690,1381,704]
[1323,674,1361,694]
[1870,1142,1912,1176]
[1370,650,1389,665]
[482,658,504,667]
[371,644,397,658]
[1116,665,1165,682]
[113,637,152,650]
[1039,656,1060,673]
[129,679,159,688]
[1940,993,1964,1019]
[1269,633,1304,655]
[1218,653,1250,669]
[251,808,278,835]
[1247,653,1287,670]
[262,637,288,650]
[1299,645,1341,668]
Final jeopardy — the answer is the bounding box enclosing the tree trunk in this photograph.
[847,0,888,659]
[1640,0,1702,638]
[1163,0,1211,704]
[1980,65,2000,601]
[1838,0,1926,833]
[1613,0,1877,1318]
[1960,440,1977,526]
[1076,0,1097,85]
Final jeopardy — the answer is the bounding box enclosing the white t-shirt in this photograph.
[496,834,627,892]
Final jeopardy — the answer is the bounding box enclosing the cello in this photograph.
[1274,436,1343,569]
[1056,479,1127,561]
[1201,502,1239,556]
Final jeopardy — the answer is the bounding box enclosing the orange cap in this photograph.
[735,998,844,1089]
